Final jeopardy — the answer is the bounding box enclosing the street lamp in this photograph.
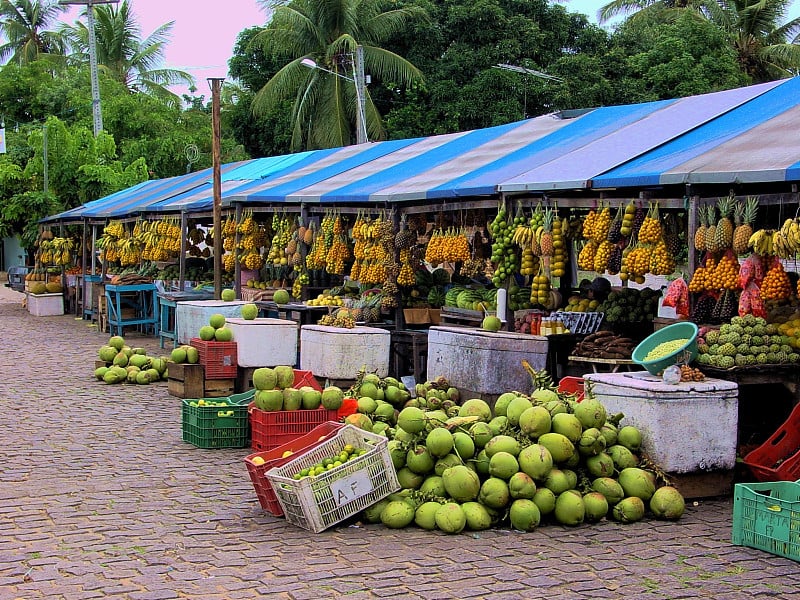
[60,0,119,137]
[301,46,369,145]
[494,63,562,119]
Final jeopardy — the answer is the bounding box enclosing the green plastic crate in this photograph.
[732,480,800,562]
[182,397,249,449]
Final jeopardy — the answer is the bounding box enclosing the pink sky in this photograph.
[59,0,800,99]
[61,0,269,95]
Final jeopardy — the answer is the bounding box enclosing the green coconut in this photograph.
[592,477,625,506]
[469,422,494,449]
[509,499,541,532]
[518,405,552,439]
[577,428,607,457]
[472,449,491,476]
[435,503,466,534]
[462,501,492,531]
[98,345,117,363]
[255,389,283,411]
[396,467,425,490]
[612,496,646,523]
[135,370,153,385]
[241,303,259,320]
[406,446,435,475]
[419,475,446,498]
[532,487,556,515]
[94,366,109,380]
[300,387,322,409]
[608,444,640,470]
[458,398,492,423]
[484,435,521,458]
[543,468,573,495]
[452,431,475,460]
[434,453,462,476]
[573,396,607,429]
[112,352,128,368]
[508,472,537,499]
[252,367,277,390]
[551,412,583,444]
[273,289,290,305]
[185,346,199,364]
[282,388,303,411]
[488,451,519,481]
[108,335,125,351]
[397,406,427,434]
[649,486,686,520]
[321,386,344,410]
[487,416,508,436]
[442,465,480,502]
[198,325,216,341]
[414,501,442,530]
[518,443,553,481]
[209,313,226,329]
[273,365,294,389]
[537,432,575,464]
[618,467,657,501]
[505,396,533,427]
[493,392,518,417]
[554,490,585,526]
[617,425,643,452]
[362,499,390,524]
[479,477,510,510]
[426,428,455,458]
[585,452,616,478]
[381,500,416,528]
[581,492,608,522]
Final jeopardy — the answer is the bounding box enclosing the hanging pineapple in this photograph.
[714,195,735,250]
[394,214,416,249]
[539,208,554,257]
[733,196,758,255]
[704,205,718,253]
[694,205,707,252]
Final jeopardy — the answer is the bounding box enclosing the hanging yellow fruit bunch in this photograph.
[761,261,792,301]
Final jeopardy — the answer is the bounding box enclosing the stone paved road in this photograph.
[1,286,799,599]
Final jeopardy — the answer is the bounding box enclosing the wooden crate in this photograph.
[167,361,235,399]
[167,362,205,399]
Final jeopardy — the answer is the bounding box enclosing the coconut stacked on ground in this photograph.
[93,335,169,385]
[344,374,684,534]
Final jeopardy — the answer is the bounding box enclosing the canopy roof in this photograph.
[43,76,800,223]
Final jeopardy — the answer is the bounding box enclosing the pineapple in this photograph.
[395,214,415,249]
[694,206,707,251]
[733,196,758,255]
[714,196,735,250]
[540,209,554,257]
[705,205,717,253]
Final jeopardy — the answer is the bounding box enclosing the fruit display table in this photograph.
[426,326,548,403]
[300,325,391,380]
[175,299,248,344]
[105,284,158,336]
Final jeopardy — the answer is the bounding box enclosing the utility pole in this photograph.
[208,77,225,300]
[354,45,367,145]
[60,1,118,137]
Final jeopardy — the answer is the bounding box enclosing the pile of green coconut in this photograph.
[94,336,169,385]
[348,373,685,534]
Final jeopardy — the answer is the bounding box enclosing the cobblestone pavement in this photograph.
[1,285,799,600]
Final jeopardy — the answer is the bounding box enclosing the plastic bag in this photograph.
[739,282,767,318]
[663,278,689,317]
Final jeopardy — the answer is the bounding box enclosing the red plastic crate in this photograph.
[292,369,322,391]
[244,422,344,515]
[558,376,585,401]
[249,405,341,451]
[743,403,800,482]
[191,338,238,379]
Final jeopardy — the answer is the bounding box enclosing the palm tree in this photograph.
[598,0,708,23]
[0,0,67,64]
[251,0,426,150]
[61,0,193,105]
[703,0,800,81]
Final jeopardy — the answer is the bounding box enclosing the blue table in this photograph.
[105,283,159,337]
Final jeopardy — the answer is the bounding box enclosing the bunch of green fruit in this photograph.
[292,443,369,479]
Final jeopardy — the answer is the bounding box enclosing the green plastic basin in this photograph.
[632,321,699,375]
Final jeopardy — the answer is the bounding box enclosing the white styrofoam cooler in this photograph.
[300,325,391,380]
[583,372,738,473]
[175,300,248,344]
[27,292,64,316]
[427,326,547,398]
[226,318,299,367]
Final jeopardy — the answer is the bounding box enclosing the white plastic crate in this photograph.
[265,425,399,533]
